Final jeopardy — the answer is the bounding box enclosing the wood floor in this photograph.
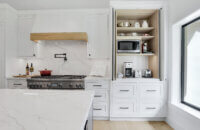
[93,121,173,130]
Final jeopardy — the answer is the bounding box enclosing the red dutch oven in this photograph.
[39,69,52,76]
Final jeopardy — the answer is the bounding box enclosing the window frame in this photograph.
[181,16,200,111]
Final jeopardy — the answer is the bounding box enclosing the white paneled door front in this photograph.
[85,14,110,59]
[18,15,36,57]
[0,22,5,88]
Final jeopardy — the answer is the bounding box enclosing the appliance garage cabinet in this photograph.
[113,9,160,79]
[85,77,110,120]
[110,9,166,120]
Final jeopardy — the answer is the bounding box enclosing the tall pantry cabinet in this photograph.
[110,8,167,119]
[0,4,18,88]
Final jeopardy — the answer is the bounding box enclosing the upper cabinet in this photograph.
[18,15,36,57]
[85,14,110,59]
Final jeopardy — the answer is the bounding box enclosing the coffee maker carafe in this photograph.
[124,62,133,78]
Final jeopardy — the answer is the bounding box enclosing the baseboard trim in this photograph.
[166,117,186,130]
[110,117,166,121]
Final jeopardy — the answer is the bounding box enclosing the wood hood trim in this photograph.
[30,32,88,43]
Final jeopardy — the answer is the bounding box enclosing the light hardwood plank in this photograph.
[30,32,88,42]
[93,121,174,130]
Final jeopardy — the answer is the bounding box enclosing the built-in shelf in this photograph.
[116,36,155,40]
[117,27,154,33]
[117,53,155,56]
[115,9,160,79]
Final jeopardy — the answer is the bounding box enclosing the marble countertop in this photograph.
[0,89,94,130]
[115,78,162,82]
[85,76,111,81]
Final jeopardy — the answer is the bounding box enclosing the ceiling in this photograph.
[0,0,109,10]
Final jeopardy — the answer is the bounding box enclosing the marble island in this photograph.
[0,89,94,130]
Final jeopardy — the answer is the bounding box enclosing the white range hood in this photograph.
[31,14,88,42]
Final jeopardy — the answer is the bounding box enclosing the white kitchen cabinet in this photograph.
[18,15,36,57]
[85,14,110,59]
[85,77,110,120]
[0,4,18,88]
[7,78,27,89]
[110,79,166,119]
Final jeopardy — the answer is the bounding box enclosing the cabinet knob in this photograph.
[89,54,91,56]
[33,54,36,56]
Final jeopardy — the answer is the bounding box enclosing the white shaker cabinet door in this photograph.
[85,14,109,59]
[18,15,36,57]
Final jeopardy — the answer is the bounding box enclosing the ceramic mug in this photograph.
[142,20,149,28]
[134,21,140,28]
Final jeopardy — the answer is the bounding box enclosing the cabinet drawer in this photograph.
[140,85,161,99]
[113,85,136,98]
[85,81,109,89]
[93,90,107,102]
[7,80,27,89]
[93,103,108,117]
[113,102,135,115]
[140,103,162,116]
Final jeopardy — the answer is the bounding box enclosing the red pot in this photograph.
[39,69,52,76]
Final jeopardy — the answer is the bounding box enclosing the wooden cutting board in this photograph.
[13,75,40,78]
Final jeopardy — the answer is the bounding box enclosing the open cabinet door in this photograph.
[159,8,166,81]
[0,22,5,88]
[111,8,116,80]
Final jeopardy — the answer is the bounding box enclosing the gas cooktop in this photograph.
[31,75,86,80]
[27,75,87,89]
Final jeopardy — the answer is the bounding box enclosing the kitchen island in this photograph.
[0,89,94,130]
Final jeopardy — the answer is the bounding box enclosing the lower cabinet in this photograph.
[110,79,166,118]
[7,79,27,89]
[85,78,110,119]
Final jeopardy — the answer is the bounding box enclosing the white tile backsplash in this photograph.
[117,55,148,74]
[14,40,110,76]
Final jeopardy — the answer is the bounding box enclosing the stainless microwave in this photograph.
[117,40,141,53]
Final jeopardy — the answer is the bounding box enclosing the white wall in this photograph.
[167,0,200,129]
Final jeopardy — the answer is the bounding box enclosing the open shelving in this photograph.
[114,9,160,79]
[116,36,155,41]
[117,27,154,33]
[117,53,155,56]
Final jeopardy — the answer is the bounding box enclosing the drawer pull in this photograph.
[94,95,102,98]
[93,108,102,111]
[146,107,156,110]
[146,90,157,92]
[120,90,130,92]
[119,107,129,109]
[13,83,22,86]
[93,85,102,87]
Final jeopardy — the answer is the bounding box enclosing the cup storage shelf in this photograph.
[117,27,154,33]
